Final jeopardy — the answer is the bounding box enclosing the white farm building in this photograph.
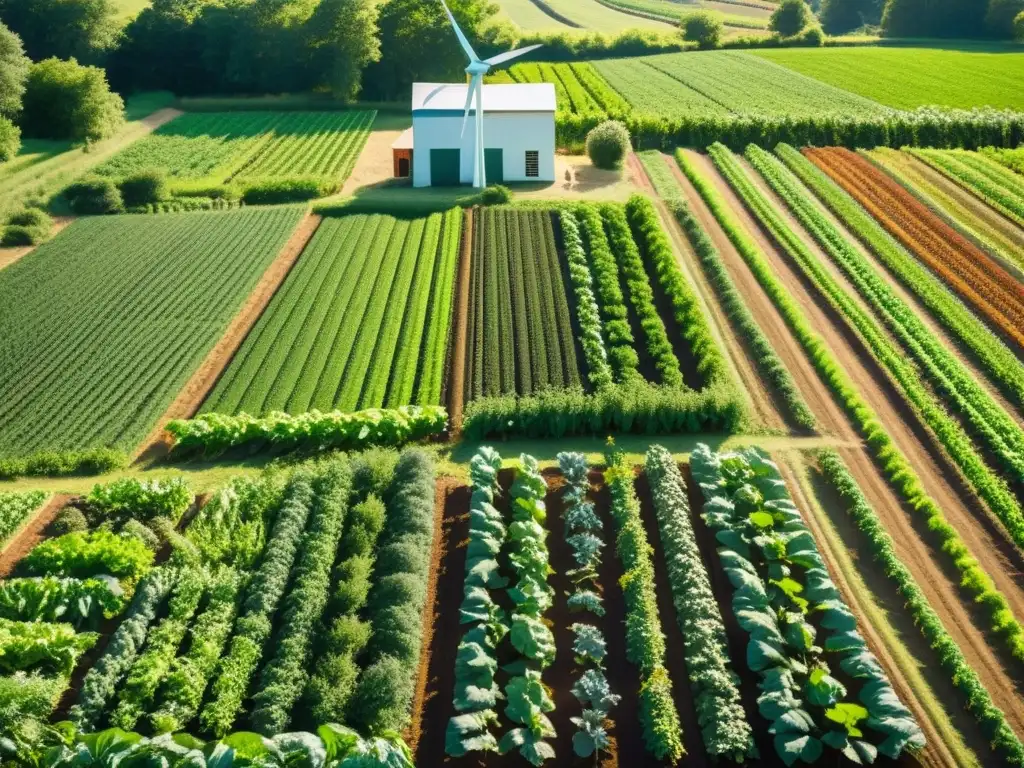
[392,82,556,187]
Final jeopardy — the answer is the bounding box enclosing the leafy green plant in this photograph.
[186,475,284,569]
[0,490,47,547]
[0,618,97,676]
[86,477,192,524]
[21,530,154,588]
[0,576,124,629]
[499,671,556,766]
[644,445,754,760]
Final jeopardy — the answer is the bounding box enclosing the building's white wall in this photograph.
[411,111,555,187]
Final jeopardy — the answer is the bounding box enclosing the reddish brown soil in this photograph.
[806,148,1024,357]
[671,148,1024,756]
[0,494,70,578]
[132,212,323,463]
[447,208,473,434]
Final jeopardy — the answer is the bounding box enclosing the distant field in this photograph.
[113,0,149,20]
[93,110,376,194]
[493,0,575,30]
[0,207,303,457]
[203,210,463,416]
[751,47,1024,110]
[537,0,676,30]
[599,0,770,28]
[595,51,889,118]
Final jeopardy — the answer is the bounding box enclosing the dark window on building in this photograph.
[525,150,539,178]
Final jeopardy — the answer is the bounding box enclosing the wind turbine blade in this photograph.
[460,81,474,138]
[438,0,480,63]
[482,44,543,67]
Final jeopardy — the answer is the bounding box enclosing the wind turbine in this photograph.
[439,0,541,188]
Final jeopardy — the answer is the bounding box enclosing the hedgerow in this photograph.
[601,203,683,387]
[819,450,1024,766]
[70,567,175,731]
[250,457,353,735]
[0,449,127,481]
[644,446,753,760]
[347,449,436,734]
[676,147,1024,665]
[200,474,316,737]
[604,444,684,761]
[559,210,613,390]
[636,150,815,429]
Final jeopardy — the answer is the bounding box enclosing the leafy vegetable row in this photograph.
[558,452,619,760]
[167,405,447,456]
[676,146,1024,666]
[559,210,613,390]
[605,443,685,761]
[0,490,48,547]
[644,445,754,761]
[691,444,925,765]
[818,450,1024,766]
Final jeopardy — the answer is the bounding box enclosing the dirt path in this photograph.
[776,456,957,768]
[446,208,472,433]
[672,148,1024,749]
[0,494,70,578]
[132,212,322,463]
[0,217,75,271]
[638,156,785,432]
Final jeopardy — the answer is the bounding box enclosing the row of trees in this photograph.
[821,0,1024,36]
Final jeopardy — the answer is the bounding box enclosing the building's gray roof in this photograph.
[412,82,556,114]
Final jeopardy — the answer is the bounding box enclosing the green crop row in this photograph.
[713,142,1024,551]
[415,208,463,406]
[605,445,684,762]
[560,210,613,390]
[0,576,123,630]
[644,446,753,761]
[0,490,47,547]
[249,458,353,735]
[636,151,815,430]
[775,143,1024,415]
[819,451,1024,766]
[625,194,732,391]
[675,146,1024,665]
[601,203,683,387]
[576,204,641,384]
[201,475,316,737]
[0,207,304,459]
[912,149,1024,226]
[691,445,924,765]
[167,405,447,457]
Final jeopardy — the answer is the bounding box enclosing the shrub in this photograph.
[480,184,511,205]
[1,225,41,246]
[0,116,19,161]
[586,121,630,171]
[49,507,89,536]
[1014,9,1024,39]
[63,177,124,215]
[241,177,332,205]
[770,0,812,35]
[20,58,124,143]
[6,207,50,228]
[986,0,1024,36]
[680,11,723,49]
[118,169,168,208]
[793,22,825,45]
[121,519,161,552]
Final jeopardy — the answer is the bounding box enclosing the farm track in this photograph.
[805,148,1024,358]
[0,217,75,272]
[775,456,955,768]
[669,149,1024,749]
[628,153,785,431]
[867,151,1024,277]
[133,212,323,462]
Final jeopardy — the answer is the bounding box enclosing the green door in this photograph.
[485,148,503,184]
[430,148,460,187]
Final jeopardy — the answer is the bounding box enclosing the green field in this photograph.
[599,51,891,118]
[538,0,675,30]
[203,210,462,416]
[94,111,376,193]
[599,0,770,29]
[752,47,1024,110]
[492,0,575,30]
[0,207,303,458]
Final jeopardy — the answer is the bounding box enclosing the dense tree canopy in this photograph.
[881,0,985,37]
[0,21,29,119]
[20,57,124,142]
[0,0,118,63]
[359,0,498,101]
[986,0,1024,36]
[818,0,884,33]
[769,0,812,35]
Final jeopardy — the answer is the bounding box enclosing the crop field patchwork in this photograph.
[0,207,304,458]
[750,47,1024,111]
[911,148,1024,228]
[203,210,462,416]
[93,110,376,191]
[591,58,731,120]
